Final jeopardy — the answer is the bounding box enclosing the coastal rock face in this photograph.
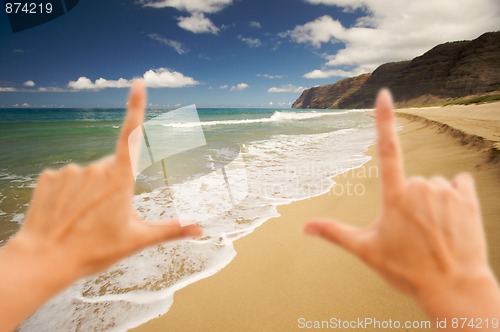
[293,31,500,109]
[337,61,410,109]
[291,74,370,109]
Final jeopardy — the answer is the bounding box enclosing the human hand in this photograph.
[304,90,500,325]
[10,80,201,280]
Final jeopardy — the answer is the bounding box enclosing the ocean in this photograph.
[0,107,376,331]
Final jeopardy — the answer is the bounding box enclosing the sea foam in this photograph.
[21,111,376,331]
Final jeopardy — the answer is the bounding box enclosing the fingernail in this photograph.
[377,88,393,107]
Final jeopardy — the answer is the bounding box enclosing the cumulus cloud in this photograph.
[219,85,228,89]
[68,68,199,91]
[23,80,36,87]
[288,0,500,78]
[238,35,262,48]
[68,77,130,90]
[303,69,360,79]
[148,34,188,54]
[230,83,249,91]
[249,21,261,28]
[141,0,232,13]
[257,74,287,79]
[141,0,233,34]
[178,13,219,34]
[284,15,345,48]
[267,84,306,93]
[143,68,200,88]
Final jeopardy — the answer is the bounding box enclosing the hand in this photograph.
[304,90,500,327]
[0,81,201,332]
[15,80,201,277]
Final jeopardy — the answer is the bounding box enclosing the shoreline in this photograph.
[132,103,500,331]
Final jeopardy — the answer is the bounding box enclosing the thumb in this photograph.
[131,219,202,250]
[304,219,367,256]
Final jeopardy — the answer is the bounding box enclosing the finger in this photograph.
[452,172,478,202]
[54,164,84,212]
[429,176,453,191]
[131,219,202,250]
[25,169,58,225]
[33,169,58,200]
[116,80,146,167]
[304,219,367,256]
[375,89,405,202]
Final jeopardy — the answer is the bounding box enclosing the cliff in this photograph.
[293,31,500,109]
[292,74,371,109]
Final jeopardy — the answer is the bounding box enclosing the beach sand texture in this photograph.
[133,103,500,332]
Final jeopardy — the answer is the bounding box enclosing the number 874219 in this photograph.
[6,2,53,14]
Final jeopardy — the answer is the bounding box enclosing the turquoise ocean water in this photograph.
[0,107,376,330]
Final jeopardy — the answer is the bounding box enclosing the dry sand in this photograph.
[133,103,500,332]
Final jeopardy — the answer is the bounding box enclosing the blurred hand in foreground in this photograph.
[304,89,500,331]
[0,80,201,332]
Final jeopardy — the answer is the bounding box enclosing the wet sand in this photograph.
[133,103,500,331]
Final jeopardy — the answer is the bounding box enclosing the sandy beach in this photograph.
[133,102,500,332]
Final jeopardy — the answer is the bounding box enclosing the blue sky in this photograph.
[0,0,498,108]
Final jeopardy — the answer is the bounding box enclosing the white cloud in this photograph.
[238,35,262,48]
[178,13,219,34]
[303,68,360,79]
[143,68,200,88]
[285,15,345,48]
[13,103,31,107]
[219,85,228,89]
[148,34,188,54]
[141,0,232,14]
[289,0,500,77]
[257,74,287,79]
[141,0,233,34]
[23,80,35,87]
[37,87,69,92]
[267,84,306,93]
[230,83,249,91]
[68,68,199,91]
[0,87,16,92]
[68,77,130,90]
[249,21,261,28]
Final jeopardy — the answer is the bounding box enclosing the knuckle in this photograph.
[430,176,446,184]
[64,163,82,175]
[379,139,397,158]
[406,177,427,192]
[39,169,56,182]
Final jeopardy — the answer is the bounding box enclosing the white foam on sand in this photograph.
[21,121,376,331]
[161,110,368,128]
